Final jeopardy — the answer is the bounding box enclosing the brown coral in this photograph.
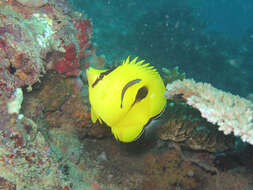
[158,99,235,152]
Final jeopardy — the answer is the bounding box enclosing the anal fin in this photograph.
[91,107,103,124]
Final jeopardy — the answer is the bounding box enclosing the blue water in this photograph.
[70,0,253,97]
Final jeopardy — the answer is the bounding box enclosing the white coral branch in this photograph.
[165,79,253,145]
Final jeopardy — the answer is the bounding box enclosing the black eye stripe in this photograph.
[92,67,116,88]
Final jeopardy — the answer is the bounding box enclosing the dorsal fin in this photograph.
[122,56,157,73]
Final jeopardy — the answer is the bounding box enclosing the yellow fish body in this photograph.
[86,57,166,142]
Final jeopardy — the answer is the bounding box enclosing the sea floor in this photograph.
[78,128,253,190]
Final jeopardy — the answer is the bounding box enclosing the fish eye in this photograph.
[135,86,148,102]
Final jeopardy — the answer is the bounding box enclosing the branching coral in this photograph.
[165,79,253,145]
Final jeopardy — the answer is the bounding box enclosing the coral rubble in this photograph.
[142,149,199,190]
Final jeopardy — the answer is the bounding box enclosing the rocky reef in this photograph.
[0,0,92,189]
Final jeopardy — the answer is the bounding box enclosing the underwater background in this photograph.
[0,0,253,189]
[71,0,253,97]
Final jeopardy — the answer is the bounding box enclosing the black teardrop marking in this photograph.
[130,86,148,108]
[135,86,148,102]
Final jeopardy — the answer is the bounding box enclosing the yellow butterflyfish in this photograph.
[86,56,166,142]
